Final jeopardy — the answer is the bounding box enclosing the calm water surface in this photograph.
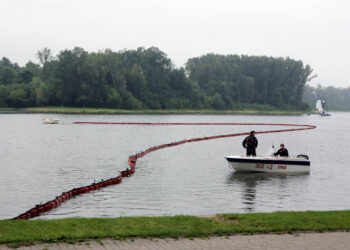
[0,113,349,219]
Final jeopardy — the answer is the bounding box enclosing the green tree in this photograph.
[1,66,17,84]
[121,91,143,109]
[0,85,9,107]
[36,47,53,66]
[28,77,49,106]
[8,86,27,107]
[106,88,122,108]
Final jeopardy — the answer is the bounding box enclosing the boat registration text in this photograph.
[255,163,287,170]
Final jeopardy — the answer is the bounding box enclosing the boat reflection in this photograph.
[227,172,309,212]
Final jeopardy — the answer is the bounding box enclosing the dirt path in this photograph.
[1,232,350,250]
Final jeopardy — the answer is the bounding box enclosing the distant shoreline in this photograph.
[0,107,315,115]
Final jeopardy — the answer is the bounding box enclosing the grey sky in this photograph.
[1,0,349,87]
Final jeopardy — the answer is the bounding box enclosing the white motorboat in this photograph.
[43,119,60,124]
[225,155,310,173]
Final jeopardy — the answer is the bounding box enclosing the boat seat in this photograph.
[297,154,309,160]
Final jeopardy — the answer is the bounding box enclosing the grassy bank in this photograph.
[0,106,311,115]
[1,211,350,246]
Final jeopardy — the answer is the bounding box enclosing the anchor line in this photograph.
[13,122,316,220]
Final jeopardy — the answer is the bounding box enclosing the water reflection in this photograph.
[228,172,310,211]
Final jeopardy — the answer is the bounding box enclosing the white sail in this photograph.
[316,99,323,113]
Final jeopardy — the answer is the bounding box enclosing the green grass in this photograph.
[0,106,312,115]
[1,211,350,245]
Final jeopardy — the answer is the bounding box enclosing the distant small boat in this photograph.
[225,155,310,173]
[43,119,60,124]
[316,99,331,116]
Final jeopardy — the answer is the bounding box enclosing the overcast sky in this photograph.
[1,0,349,87]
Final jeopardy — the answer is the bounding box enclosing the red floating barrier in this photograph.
[13,122,316,220]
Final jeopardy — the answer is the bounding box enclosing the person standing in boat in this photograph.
[242,131,258,156]
[274,143,289,157]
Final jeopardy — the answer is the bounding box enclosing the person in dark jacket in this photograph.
[274,144,289,157]
[242,131,258,156]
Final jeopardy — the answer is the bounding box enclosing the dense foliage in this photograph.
[186,54,313,110]
[303,84,350,111]
[0,47,314,110]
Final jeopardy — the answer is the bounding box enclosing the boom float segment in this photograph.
[13,122,316,219]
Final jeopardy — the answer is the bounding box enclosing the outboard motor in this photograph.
[297,154,309,160]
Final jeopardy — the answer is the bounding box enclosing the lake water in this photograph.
[0,113,349,219]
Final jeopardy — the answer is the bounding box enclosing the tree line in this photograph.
[303,84,350,111]
[0,47,314,110]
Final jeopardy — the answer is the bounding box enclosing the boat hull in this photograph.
[43,119,59,124]
[225,156,310,173]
